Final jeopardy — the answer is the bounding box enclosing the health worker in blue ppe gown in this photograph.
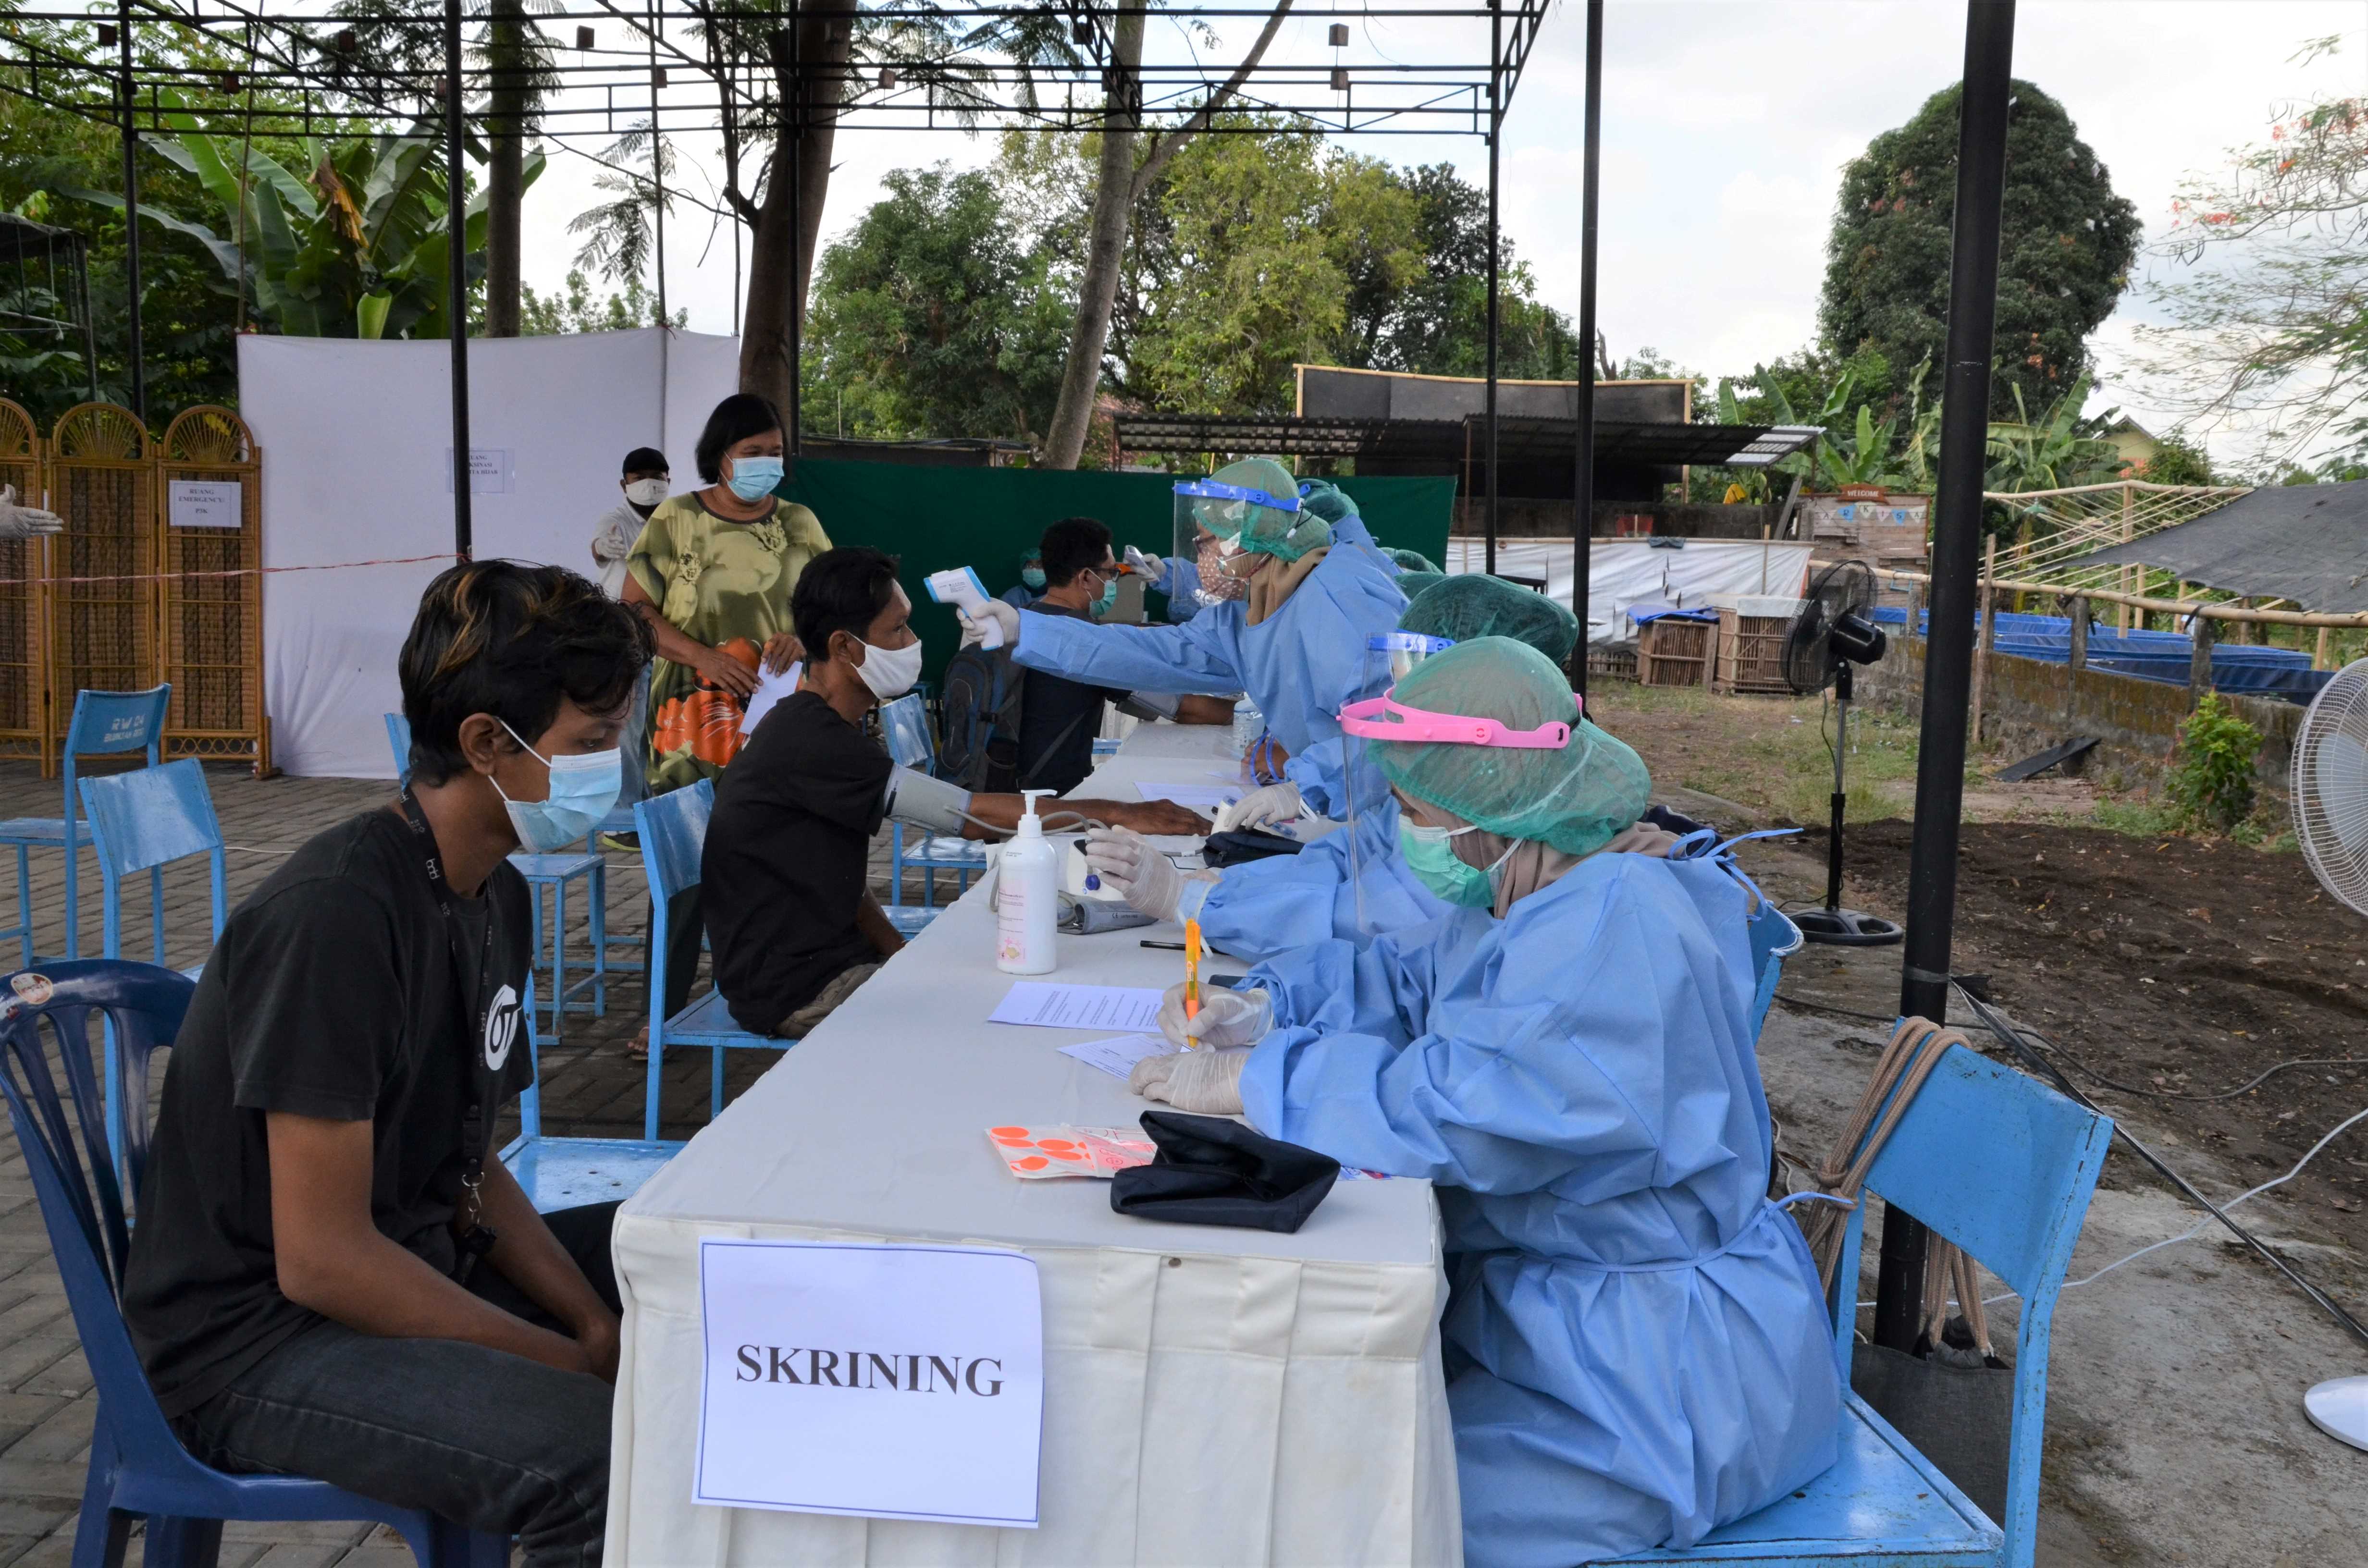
[1081,573,1594,961]
[1120,476,1386,626]
[998,549,1045,609]
[955,459,1405,797]
[1124,637,1842,1568]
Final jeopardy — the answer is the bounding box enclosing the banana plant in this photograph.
[1983,374,2124,494]
[65,99,541,340]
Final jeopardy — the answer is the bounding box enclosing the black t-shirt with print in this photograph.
[122,806,531,1419]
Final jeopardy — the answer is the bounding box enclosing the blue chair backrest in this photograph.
[634,779,712,904]
[878,694,935,771]
[1746,905,1801,1035]
[385,712,412,785]
[61,686,170,819]
[1826,1041,2112,1559]
[0,961,197,1482]
[77,761,228,965]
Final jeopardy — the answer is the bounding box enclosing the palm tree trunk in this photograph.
[740,1,854,414]
[484,0,527,337]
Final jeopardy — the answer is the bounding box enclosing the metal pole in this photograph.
[1880,0,2016,1355]
[649,0,666,326]
[1570,0,1602,698]
[445,0,473,560]
[1483,0,1500,576]
[117,0,143,423]
[787,0,802,453]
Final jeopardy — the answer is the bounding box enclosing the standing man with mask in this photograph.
[590,446,669,823]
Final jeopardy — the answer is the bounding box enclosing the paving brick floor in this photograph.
[0,758,956,1564]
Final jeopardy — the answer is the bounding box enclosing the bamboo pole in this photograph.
[2118,485,2134,634]
[1969,534,1997,746]
[1843,563,2368,629]
[2317,625,2333,671]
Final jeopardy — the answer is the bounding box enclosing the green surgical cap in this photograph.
[1298,478,1362,527]
[1373,637,1649,857]
[1196,457,1332,563]
[1384,548,1441,574]
[1401,574,1579,666]
[1395,569,1447,600]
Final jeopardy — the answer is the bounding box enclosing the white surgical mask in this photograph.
[855,637,924,700]
[625,478,667,507]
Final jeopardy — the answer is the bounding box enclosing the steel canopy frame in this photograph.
[1,0,1553,558]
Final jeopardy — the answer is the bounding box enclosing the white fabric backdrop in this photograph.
[241,328,740,777]
[1444,537,1814,643]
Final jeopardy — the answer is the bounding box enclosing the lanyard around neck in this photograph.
[393,790,501,1240]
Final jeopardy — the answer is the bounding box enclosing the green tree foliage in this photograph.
[801,163,1070,442]
[2133,433,2217,486]
[519,270,683,334]
[1819,78,2139,416]
[1982,374,2125,492]
[2169,693,2262,834]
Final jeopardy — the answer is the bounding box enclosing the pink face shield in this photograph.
[1337,692,1577,750]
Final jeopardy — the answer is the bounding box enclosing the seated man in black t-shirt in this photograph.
[704,546,1208,1037]
[122,563,651,1568]
[1015,517,1233,796]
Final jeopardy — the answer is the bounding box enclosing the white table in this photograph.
[604,723,1461,1566]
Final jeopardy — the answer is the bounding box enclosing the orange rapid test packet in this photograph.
[987,1125,1157,1179]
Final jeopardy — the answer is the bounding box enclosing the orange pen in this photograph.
[1183,919,1202,1033]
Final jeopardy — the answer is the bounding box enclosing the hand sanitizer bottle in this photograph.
[996,789,1059,974]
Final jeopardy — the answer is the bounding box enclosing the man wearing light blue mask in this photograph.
[998,549,1046,609]
[1012,516,1232,796]
[121,562,653,1567]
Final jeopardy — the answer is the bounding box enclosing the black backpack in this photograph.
[937,642,1025,793]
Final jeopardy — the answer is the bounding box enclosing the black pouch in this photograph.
[1110,1111,1340,1233]
[1201,828,1305,868]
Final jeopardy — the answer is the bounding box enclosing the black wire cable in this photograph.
[1953,986,2368,1351]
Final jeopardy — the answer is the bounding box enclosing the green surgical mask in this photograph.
[1094,574,1119,614]
[1021,567,1046,592]
[1397,816,1511,909]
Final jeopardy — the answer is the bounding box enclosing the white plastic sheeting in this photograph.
[1443,536,1815,643]
[241,329,740,777]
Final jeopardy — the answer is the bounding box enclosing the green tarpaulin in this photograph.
[781,459,1456,685]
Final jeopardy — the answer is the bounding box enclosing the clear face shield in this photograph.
[1335,675,1577,935]
[1337,633,1453,930]
[1172,478,1300,608]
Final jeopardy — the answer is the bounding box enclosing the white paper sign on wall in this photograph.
[695,1239,1044,1529]
[168,480,243,528]
[444,448,513,494]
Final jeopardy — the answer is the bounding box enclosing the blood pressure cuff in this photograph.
[882,765,972,834]
[1110,1112,1340,1233]
[1200,828,1305,868]
[1117,690,1183,722]
[1058,893,1156,935]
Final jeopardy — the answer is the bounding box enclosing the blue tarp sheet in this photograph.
[1867,606,2331,703]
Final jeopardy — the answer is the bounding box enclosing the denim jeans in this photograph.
[173,1203,623,1568]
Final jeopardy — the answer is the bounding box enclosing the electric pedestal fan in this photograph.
[1782,560,1904,946]
[2291,659,2368,1449]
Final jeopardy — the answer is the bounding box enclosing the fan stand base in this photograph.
[1795,906,1905,947]
[2306,1375,2368,1449]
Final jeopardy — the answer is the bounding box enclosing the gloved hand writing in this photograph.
[1215,781,1302,833]
[1157,982,1272,1051]
[1122,544,1166,586]
[1085,826,1184,920]
[1129,1047,1249,1115]
[0,486,63,541]
[956,598,1022,650]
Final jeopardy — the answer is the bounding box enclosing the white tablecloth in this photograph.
[605,724,1461,1566]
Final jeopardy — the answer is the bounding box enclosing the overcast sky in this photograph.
[514,1,2368,464]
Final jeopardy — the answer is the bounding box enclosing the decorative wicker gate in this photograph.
[0,401,53,773]
[47,403,156,716]
[157,406,270,772]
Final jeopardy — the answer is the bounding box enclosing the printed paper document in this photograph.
[989,982,1165,1032]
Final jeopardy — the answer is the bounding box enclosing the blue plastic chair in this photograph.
[635,781,774,1139]
[1091,736,1122,759]
[385,714,609,1040]
[0,686,171,966]
[501,973,681,1212]
[877,695,985,911]
[1748,906,1802,1039]
[0,959,505,1568]
[76,761,225,979]
[1604,1038,2113,1567]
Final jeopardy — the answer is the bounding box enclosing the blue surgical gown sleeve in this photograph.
[1282,736,1345,818]
[1160,556,1202,622]
[1010,599,1246,696]
[1188,808,1449,960]
[1239,858,1701,1194]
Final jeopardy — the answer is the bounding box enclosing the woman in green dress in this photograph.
[623,392,833,794]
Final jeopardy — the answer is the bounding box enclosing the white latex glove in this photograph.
[1157,982,1273,1051]
[1123,544,1166,586]
[0,487,62,540]
[1215,781,1302,833]
[956,598,1021,650]
[1129,1046,1249,1115]
[1084,825,1184,920]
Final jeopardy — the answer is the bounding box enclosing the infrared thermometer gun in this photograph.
[925,566,1003,649]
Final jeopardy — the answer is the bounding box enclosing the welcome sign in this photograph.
[694,1239,1044,1529]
